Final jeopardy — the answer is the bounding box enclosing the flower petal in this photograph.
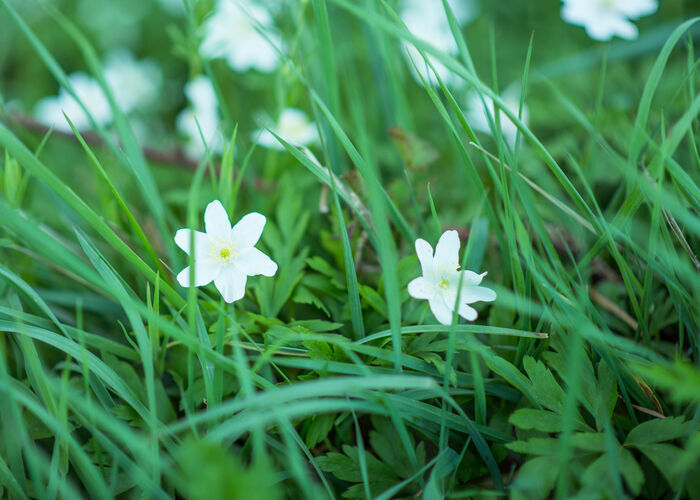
[253,128,284,151]
[428,297,454,325]
[434,230,460,268]
[407,277,432,300]
[235,247,277,277]
[174,228,209,259]
[176,261,219,287]
[231,212,266,249]
[214,266,247,303]
[204,200,231,239]
[462,270,487,286]
[414,238,434,274]
[614,0,657,18]
[457,302,478,322]
[460,284,497,303]
[586,13,637,40]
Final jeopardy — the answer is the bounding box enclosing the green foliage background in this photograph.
[0,0,699,498]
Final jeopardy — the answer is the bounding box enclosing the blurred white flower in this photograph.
[253,108,319,150]
[34,72,112,133]
[408,230,496,325]
[560,0,657,41]
[199,0,280,73]
[465,88,528,149]
[400,0,477,86]
[104,49,162,113]
[175,76,223,159]
[175,200,278,303]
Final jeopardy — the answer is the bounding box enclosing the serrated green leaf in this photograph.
[523,356,567,413]
[292,285,331,317]
[624,416,692,447]
[509,408,588,433]
[506,438,559,456]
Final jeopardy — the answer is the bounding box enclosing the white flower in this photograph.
[464,88,528,149]
[174,200,278,303]
[104,49,162,113]
[253,108,319,150]
[400,0,477,86]
[560,0,657,41]
[407,230,496,325]
[199,0,280,73]
[175,76,223,159]
[34,72,112,132]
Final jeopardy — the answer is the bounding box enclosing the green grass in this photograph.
[0,0,699,498]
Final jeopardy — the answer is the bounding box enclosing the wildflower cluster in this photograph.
[175,203,495,324]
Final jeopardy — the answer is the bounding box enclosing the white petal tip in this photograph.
[176,268,191,287]
[265,262,278,277]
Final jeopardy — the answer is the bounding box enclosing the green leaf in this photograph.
[176,438,282,500]
[359,284,388,318]
[506,438,559,456]
[619,447,644,496]
[523,356,567,413]
[316,452,361,483]
[570,432,608,452]
[317,445,399,497]
[581,454,614,491]
[595,360,618,424]
[292,285,331,317]
[635,443,684,491]
[423,448,459,500]
[305,413,336,449]
[303,340,335,361]
[510,456,560,499]
[509,409,587,433]
[624,416,692,447]
[290,320,344,333]
[369,416,424,479]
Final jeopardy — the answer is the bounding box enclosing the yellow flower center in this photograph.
[439,278,450,290]
[210,238,236,266]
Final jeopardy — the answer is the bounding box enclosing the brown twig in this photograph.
[4,113,205,171]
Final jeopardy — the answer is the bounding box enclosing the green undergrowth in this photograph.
[0,1,699,499]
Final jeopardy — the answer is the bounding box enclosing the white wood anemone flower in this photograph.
[199,0,280,73]
[408,230,496,325]
[253,108,319,151]
[175,76,223,159]
[174,200,278,303]
[34,72,112,132]
[560,0,657,41]
[104,49,162,113]
[400,0,477,86]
